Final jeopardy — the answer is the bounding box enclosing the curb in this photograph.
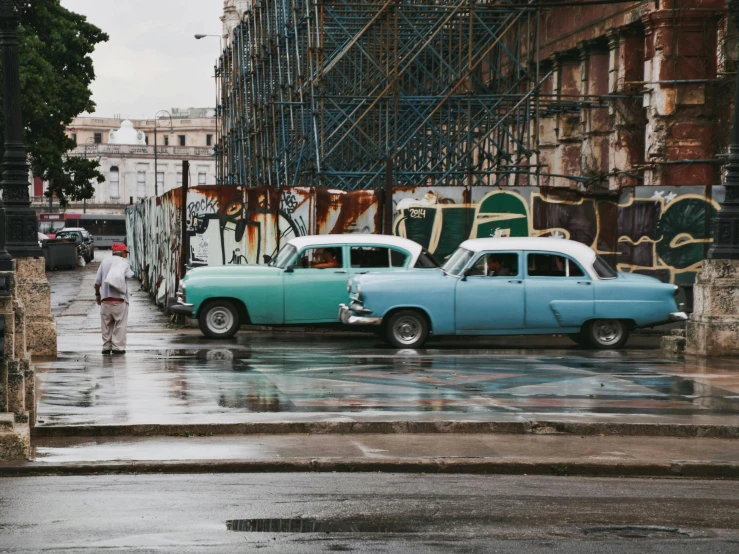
[2,458,738,479]
[31,420,739,440]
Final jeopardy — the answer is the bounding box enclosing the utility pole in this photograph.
[180,161,189,279]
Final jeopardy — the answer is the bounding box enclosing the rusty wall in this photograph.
[127,184,723,303]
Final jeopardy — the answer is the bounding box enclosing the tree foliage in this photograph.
[0,0,108,206]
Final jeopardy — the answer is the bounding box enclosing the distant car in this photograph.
[340,237,688,349]
[55,228,95,263]
[171,234,439,338]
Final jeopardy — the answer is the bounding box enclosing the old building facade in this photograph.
[32,108,217,214]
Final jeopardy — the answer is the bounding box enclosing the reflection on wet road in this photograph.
[34,334,739,427]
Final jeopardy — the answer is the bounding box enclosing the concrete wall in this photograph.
[127,184,723,305]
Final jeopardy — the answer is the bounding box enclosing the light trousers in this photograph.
[100,301,129,351]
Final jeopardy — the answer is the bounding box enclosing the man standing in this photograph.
[94,243,134,355]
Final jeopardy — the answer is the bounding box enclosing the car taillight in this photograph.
[673,285,680,296]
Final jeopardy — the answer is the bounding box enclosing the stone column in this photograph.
[0,271,32,460]
[15,258,56,357]
[642,10,722,188]
[550,51,583,189]
[686,260,739,356]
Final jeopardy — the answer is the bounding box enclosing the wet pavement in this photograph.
[34,253,739,430]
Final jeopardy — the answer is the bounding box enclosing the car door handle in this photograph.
[577,281,592,285]
[508,280,523,284]
[334,270,347,274]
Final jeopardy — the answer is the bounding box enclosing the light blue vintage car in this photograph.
[339,237,688,349]
[171,234,438,338]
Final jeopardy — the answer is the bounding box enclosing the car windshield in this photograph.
[593,255,617,279]
[441,247,475,276]
[273,244,297,268]
[56,231,80,241]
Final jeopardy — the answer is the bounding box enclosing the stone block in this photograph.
[6,372,25,416]
[16,280,51,317]
[15,257,46,280]
[26,317,57,358]
[0,420,30,461]
[660,334,685,359]
[686,259,739,357]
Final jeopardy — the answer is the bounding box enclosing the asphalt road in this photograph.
[1,473,738,553]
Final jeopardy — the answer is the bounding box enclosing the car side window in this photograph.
[527,253,585,278]
[467,253,519,277]
[295,247,343,269]
[350,246,409,268]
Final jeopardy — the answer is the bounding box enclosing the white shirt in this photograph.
[95,255,134,303]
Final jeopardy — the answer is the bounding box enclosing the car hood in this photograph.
[185,264,282,281]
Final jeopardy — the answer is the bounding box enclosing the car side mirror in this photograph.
[284,265,294,273]
[263,255,273,265]
[460,268,470,281]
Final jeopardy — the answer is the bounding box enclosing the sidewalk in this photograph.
[2,433,737,478]
[16,252,739,477]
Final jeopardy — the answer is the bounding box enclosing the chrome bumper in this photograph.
[669,311,689,322]
[339,304,382,326]
[169,300,194,316]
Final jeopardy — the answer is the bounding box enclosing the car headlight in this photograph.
[356,283,362,300]
[347,278,352,293]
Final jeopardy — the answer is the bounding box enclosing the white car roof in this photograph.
[287,234,423,260]
[459,237,597,264]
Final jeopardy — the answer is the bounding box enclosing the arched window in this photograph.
[110,166,120,199]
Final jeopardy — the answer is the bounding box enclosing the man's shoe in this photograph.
[112,350,126,355]
[102,350,112,355]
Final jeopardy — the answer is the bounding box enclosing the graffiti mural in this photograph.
[127,184,723,305]
[394,186,723,285]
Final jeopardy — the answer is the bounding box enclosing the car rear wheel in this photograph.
[199,300,240,339]
[384,310,429,349]
[584,319,629,349]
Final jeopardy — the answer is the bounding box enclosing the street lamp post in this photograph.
[708,0,739,259]
[0,0,40,268]
[195,34,223,184]
[153,110,173,197]
[83,137,96,213]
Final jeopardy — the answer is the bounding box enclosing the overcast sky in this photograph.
[61,0,223,119]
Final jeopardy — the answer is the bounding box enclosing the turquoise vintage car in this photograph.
[171,234,438,338]
[339,237,688,349]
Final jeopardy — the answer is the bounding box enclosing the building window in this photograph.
[176,172,183,187]
[164,135,169,146]
[206,134,213,147]
[178,135,186,146]
[198,172,206,185]
[71,133,77,144]
[157,172,164,192]
[94,132,102,144]
[137,171,146,197]
[109,167,120,198]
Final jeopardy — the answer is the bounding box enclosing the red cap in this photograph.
[112,243,130,253]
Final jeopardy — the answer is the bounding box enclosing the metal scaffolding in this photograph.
[216,0,543,191]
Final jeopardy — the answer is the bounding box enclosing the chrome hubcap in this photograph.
[393,316,422,345]
[592,320,623,346]
[207,307,234,334]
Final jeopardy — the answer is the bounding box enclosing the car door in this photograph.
[283,245,349,323]
[455,251,525,332]
[524,252,594,329]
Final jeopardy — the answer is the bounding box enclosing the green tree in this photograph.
[0,0,108,206]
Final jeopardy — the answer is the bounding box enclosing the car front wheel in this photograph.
[584,319,629,349]
[384,310,429,348]
[199,300,240,339]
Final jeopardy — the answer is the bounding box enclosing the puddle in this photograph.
[226,518,412,533]
[582,525,697,539]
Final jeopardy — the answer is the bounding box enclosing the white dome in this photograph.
[109,120,146,145]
